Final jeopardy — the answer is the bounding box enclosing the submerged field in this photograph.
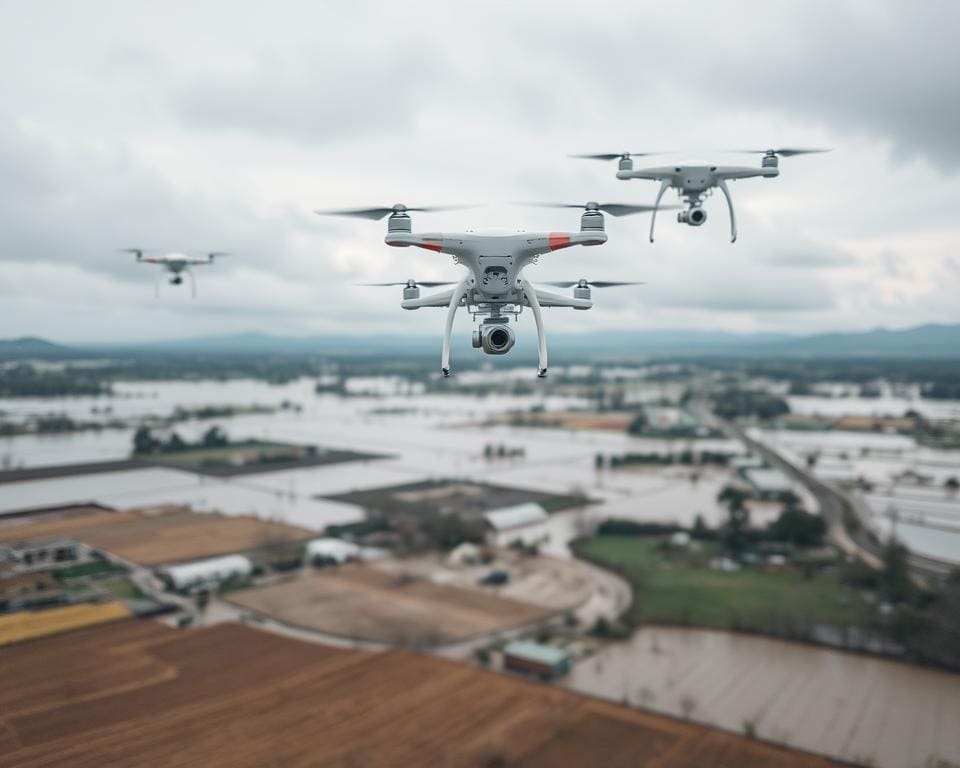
[574,535,874,634]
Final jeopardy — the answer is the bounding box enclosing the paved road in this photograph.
[695,400,954,582]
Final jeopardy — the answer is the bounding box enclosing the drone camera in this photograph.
[170,276,184,285]
[474,322,516,355]
[678,208,707,227]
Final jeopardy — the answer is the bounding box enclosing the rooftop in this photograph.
[484,503,548,531]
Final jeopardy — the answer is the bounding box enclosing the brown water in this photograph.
[565,626,960,768]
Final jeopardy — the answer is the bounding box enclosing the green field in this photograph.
[151,441,299,468]
[574,535,874,635]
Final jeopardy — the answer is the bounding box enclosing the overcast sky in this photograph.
[1,0,958,342]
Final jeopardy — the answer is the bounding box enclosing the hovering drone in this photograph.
[121,249,228,297]
[572,148,830,242]
[317,203,658,378]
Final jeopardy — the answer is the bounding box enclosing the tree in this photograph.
[132,426,159,455]
[691,514,713,541]
[202,425,228,448]
[879,540,912,604]
[767,507,826,547]
[719,486,751,558]
[164,432,187,453]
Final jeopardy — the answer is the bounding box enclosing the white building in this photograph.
[484,503,550,549]
[159,554,253,591]
[304,537,360,565]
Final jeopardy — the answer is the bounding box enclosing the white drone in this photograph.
[317,203,661,378]
[573,148,830,242]
[121,249,228,297]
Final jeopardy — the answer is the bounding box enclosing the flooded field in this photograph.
[754,427,960,562]
[566,627,960,768]
[0,379,743,540]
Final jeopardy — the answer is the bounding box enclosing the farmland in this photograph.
[228,564,552,645]
[0,601,130,646]
[0,620,840,767]
[573,535,875,634]
[0,506,314,565]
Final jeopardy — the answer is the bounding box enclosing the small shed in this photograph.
[503,641,571,680]
[304,538,360,565]
[447,542,482,567]
[159,554,253,591]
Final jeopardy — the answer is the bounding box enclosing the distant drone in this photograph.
[317,203,659,377]
[572,148,830,242]
[121,249,228,298]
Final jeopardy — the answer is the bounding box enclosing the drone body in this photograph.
[574,148,829,242]
[122,249,228,298]
[320,204,650,377]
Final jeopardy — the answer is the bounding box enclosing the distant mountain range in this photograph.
[2,324,960,360]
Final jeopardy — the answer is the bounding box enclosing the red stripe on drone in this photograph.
[549,233,571,250]
[420,240,444,252]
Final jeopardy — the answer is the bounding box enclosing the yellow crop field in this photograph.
[0,601,131,646]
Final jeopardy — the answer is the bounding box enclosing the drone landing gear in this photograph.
[649,179,670,243]
[718,178,737,243]
[520,278,548,378]
[440,277,470,377]
[187,270,196,299]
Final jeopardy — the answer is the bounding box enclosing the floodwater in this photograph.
[0,378,744,538]
[754,427,960,562]
[566,626,960,768]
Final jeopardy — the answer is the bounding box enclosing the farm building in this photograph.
[304,537,360,565]
[503,640,570,680]
[484,503,550,548]
[743,467,795,499]
[6,537,81,569]
[159,554,253,591]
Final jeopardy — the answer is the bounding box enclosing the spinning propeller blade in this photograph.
[541,279,644,288]
[517,202,676,216]
[356,280,454,287]
[316,204,477,220]
[732,147,831,157]
[569,151,666,161]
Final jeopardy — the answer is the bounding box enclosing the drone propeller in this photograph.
[732,147,831,157]
[316,203,476,221]
[540,279,644,288]
[569,152,666,161]
[518,201,676,216]
[356,279,454,288]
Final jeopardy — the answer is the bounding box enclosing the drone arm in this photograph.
[531,288,592,309]
[519,231,607,260]
[440,278,470,376]
[520,278,548,377]
[649,179,670,243]
[385,232,454,254]
[715,165,773,180]
[401,287,456,309]
[616,167,675,182]
[718,178,737,243]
